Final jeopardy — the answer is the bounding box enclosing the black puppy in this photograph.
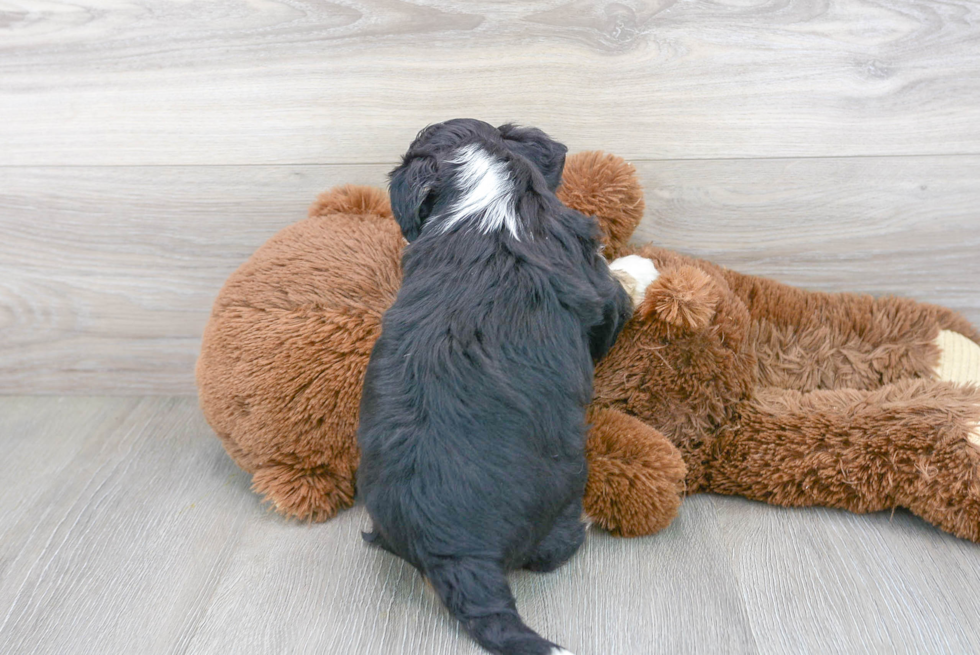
[357,119,632,655]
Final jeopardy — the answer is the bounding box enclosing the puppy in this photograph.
[357,119,632,655]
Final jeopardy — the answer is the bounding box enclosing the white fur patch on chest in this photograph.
[439,144,521,240]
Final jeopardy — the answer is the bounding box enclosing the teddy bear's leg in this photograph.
[251,465,356,523]
[708,380,980,542]
[247,422,361,523]
[584,406,688,537]
[607,248,980,393]
[717,266,980,392]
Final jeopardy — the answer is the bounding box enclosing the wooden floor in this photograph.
[3,1,980,653]
[2,396,980,655]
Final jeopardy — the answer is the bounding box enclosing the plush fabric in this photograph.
[197,185,400,521]
[197,152,980,542]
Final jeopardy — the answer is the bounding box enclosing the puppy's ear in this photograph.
[389,156,438,241]
[497,123,568,192]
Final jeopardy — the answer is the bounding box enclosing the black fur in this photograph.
[357,119,632,655]
[496,123,568,193]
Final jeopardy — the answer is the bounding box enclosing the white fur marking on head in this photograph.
[610,255,659,305]
[440,144,521,240]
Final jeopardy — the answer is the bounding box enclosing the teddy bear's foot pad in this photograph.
[970,424,980,449]
[935,330,980,385]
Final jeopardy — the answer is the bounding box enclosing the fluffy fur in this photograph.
[196,184,400,521]
[595,246,980,539]
[197,150,980,548]
[356,120,631,655]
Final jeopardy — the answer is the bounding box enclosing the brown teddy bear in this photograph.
[197,151,980,542]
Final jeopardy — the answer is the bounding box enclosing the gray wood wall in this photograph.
[2,0,979,394]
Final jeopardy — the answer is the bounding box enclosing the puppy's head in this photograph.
[388,119,568,242]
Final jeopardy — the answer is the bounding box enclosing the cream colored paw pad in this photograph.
[934,330,980,384]
[610,255,659,307]
[969,423,980,450]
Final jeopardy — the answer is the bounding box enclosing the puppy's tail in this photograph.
[425,557,573,655]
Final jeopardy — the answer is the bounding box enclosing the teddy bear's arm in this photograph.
[623,246,980,392]
[610,249,754,353]
[584,406,688,537]
[707,381,980,542]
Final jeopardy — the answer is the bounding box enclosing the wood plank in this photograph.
[2,155,978,394]
[2,0,980,165]
[0,397,259,655]
[5,396,980,653]
[182,498,757,655]
[0,164,384,394]
[715,497,980,653]
[0,396,754,654]
[0,397,140,574]
[633,155,980,320]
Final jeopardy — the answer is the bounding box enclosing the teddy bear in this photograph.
[197,151,980,542]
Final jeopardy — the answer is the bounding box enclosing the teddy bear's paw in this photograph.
[640,265,722,331]
[934,330,980,385]
[969,422,980,450]
[609,255,659,307]
[584,407,687,537]
[252,461,356,522]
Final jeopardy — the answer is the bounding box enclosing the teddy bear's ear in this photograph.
[388,155,438,242]
[640,265,722,331]
[556,152,644,258]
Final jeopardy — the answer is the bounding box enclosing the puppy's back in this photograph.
[358,222,595,553]
[359,121,631,655]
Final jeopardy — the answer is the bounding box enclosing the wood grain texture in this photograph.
[0,164,383,394]
[1,0,980,165]
[633,155,980,321]
[4,1,980,650]
[0,397,258,655]
[3,156,979,393]
[715,498,980,654]
[3,396,980,654]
